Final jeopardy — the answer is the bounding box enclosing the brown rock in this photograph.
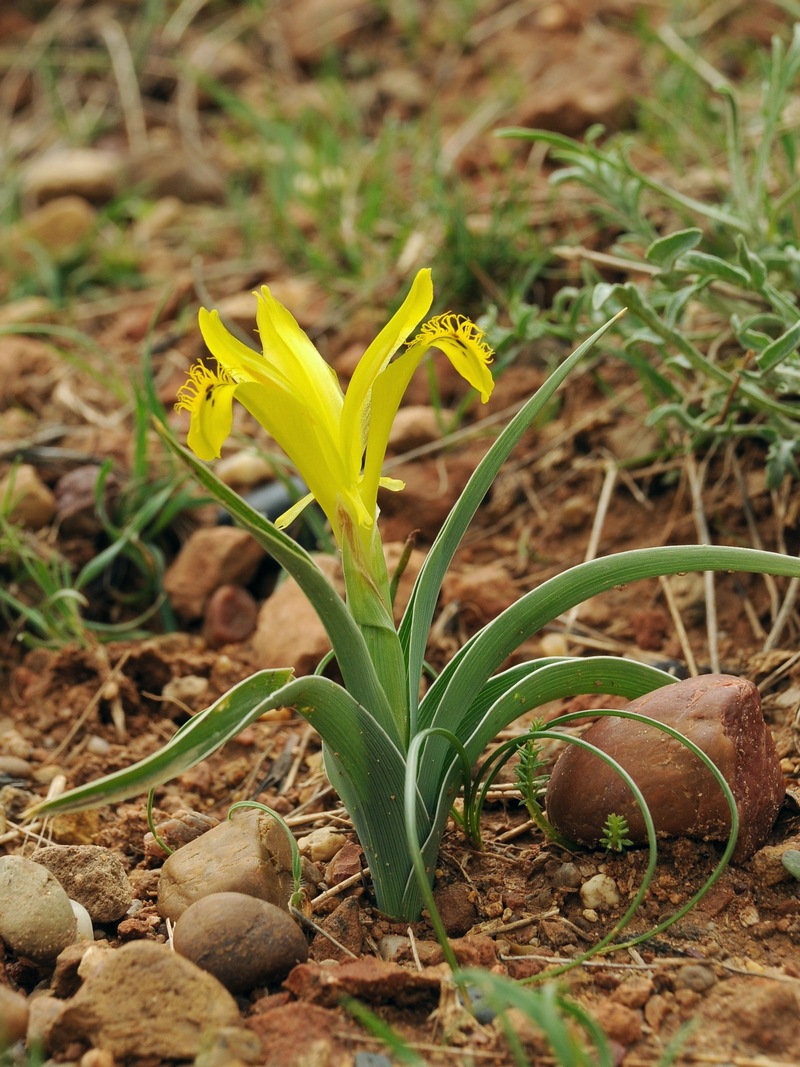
[309,896,363,962]
[51,939,109,998]
[54,465,117,537]
[0,464,56,529]
[144,808,219,860]
[245,1001,356,1067]
[12,196,96,263]
[252,554,343,673]
[203,584,259,647]
[125,141,226,203]
[173,892,308,992]
[387,405,447,452]
[590,1001,642,1046]
[164,526,265,620]
[433,881,477,937]
[441,562,518,628]
[325,840,363,886]
[23,148,121,204]
[45,940,240,1060]
[278,0,381,64]
[157,808,297,922]
[516,29,641,135]
[545,674,784,861]
[0,986,28,1050]
[32,845,132,923]
[283,957,441,1007]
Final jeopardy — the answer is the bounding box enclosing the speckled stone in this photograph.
[32,844,132,923]
[0,855,77,963]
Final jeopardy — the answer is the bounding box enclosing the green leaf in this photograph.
[782,850,800,880]
[645,228,702,270]
[417,543,800,802]
[399,312,624,732]
[676,251,750,287]
[30,669,294,815]
[756,319,800,370]
[736,235,767,288]
[417,657,673,816]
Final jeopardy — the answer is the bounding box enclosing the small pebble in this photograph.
[86,735,111,757]
[552,861,581,889]
[173,892,308,992]
[70,899,94,941]
[0,855,77,962]
[354,1054,393,1067]
[579,874,620,912]
[673,964,716,993]
[0,464,56,529]
[0,985,28,1049]
[297,827,348,863]
[458,984,496,1024]
[202,584,259,648]
[0,755,32,779]
[143,808,218,859]
[377,934,410,962]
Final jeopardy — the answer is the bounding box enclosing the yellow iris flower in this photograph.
[175,268,494,545]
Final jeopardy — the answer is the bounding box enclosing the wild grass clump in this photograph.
[501,24,800,485]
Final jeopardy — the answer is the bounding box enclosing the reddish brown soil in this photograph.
[2,3,800,1065]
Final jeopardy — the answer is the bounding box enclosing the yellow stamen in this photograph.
[175,361,234,414]
[412,313,494,365]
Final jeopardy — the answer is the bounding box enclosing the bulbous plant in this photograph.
[31,269,800,921]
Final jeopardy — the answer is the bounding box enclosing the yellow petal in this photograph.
[175,362,238,461]
[275,491,315,530]
[340,268,433,475]
[359,356,421,515]
[410,312,495,403]
[234,381,344,534]
[254,286,343,423]
[198,308,276,384]
[378,476,405,492]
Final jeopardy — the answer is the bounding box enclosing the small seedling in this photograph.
[599,813,634,852]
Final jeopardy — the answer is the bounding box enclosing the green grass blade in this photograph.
[455,971,613,1067]
[399,312,624,731]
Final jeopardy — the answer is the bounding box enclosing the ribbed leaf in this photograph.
[30,669,294,815]
[415,657,674,843]
[420,544,800,743]
[398,312,624,731]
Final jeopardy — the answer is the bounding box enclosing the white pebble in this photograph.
[70,899,94,941]
[579,873,620,912]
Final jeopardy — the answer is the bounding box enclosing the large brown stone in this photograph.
[45,941,240,1060]
[545,674,784,862]
[163,526,265,620]
[157,808,296,922]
